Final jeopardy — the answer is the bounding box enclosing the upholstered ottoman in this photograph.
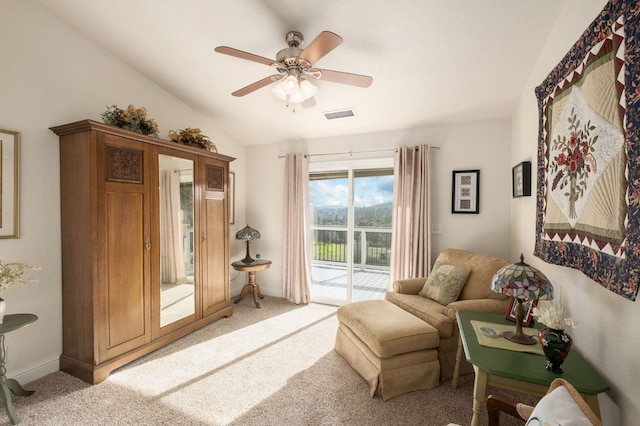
[335,299,440,400]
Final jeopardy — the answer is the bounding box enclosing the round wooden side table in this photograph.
[231,259,272,308]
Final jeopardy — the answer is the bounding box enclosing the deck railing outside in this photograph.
[311,226,391,271]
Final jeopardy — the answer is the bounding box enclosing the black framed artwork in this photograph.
[451,170,479,214]
[512,161,532,198]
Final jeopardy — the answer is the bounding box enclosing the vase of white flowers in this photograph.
[0,300,5,325]
[0,261,39,324]
[532,300,576,374]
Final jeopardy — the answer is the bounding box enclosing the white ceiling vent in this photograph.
[323,108,356,120]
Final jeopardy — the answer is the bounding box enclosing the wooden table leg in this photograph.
[471,366,488,426]
[452,335,463,388]
[255,282,264,300]
[234,271,264,308]
[233,284,252,304]
[251,288,261,308]
[245,271,260,308]
[247,271,265,301]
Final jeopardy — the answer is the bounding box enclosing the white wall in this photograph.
[0,0,247,383]
[244,117,512,299]
[511,0,634,424]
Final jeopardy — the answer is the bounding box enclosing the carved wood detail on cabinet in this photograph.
[107,145,143,182]
[206,165,224,190]
[52,120,235,384]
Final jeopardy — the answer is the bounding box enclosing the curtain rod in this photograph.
[277,145,439,159]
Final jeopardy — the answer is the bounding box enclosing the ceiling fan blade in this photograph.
[298,31,343,65]
[312,68,373,88]
[231,75,281,97]
[301,97,317,108]
[215,46,275,67]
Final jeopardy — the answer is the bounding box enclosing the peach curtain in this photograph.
[159,169,186,284]
[282,153,311,304]
[389,145,432,284]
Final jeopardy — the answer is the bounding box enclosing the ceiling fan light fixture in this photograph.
[282,75,299,95]
[289,91,306,104]
[299,78,317,98]
[272,81,288,101]
[272,75,316,104]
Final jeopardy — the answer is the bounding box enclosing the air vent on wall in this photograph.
[323,108,356,120]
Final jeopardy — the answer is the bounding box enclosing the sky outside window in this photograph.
[310,175,394,209]
[310,172,394,228]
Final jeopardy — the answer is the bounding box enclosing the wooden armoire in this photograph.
[52,120,235,384]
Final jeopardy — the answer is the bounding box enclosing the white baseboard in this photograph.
[257,287,282,297]
[11,357,59,386]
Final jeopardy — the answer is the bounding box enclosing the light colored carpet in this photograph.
[160,282,195,326]
[9,297,535,425]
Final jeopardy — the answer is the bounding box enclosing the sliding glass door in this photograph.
[309,158,394,305]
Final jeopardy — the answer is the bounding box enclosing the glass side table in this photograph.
[0,314,38,425]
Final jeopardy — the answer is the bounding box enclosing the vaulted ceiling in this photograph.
[36,0,566,145]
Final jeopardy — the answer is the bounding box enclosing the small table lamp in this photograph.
[491,254,553,345]
[236,224,261,263]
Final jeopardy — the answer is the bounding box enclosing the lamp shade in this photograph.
[299,78,317,98]
[272,83,288,101]
[491,254,553,301]
[236,225,260,241]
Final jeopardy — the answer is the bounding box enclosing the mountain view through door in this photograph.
[309,167,393,305]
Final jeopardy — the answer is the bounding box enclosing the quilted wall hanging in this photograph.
[534,1,640,301]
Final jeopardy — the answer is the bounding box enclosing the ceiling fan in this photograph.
[215,30,373,108]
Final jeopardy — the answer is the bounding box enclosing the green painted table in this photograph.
[0,314,38,425]
[454,310,609,426]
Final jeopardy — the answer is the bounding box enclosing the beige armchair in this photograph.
[385,248,511,381]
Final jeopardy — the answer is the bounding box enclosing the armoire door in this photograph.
[152,148,198,337]
[199,158,230,317]
[99,133,152,361]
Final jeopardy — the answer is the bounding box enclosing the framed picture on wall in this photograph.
[0,128,20,238]
[229,171,235,225]
[451,169,479,214]
[512,161,531,198]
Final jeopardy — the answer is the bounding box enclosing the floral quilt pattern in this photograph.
[535,1,640,301]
